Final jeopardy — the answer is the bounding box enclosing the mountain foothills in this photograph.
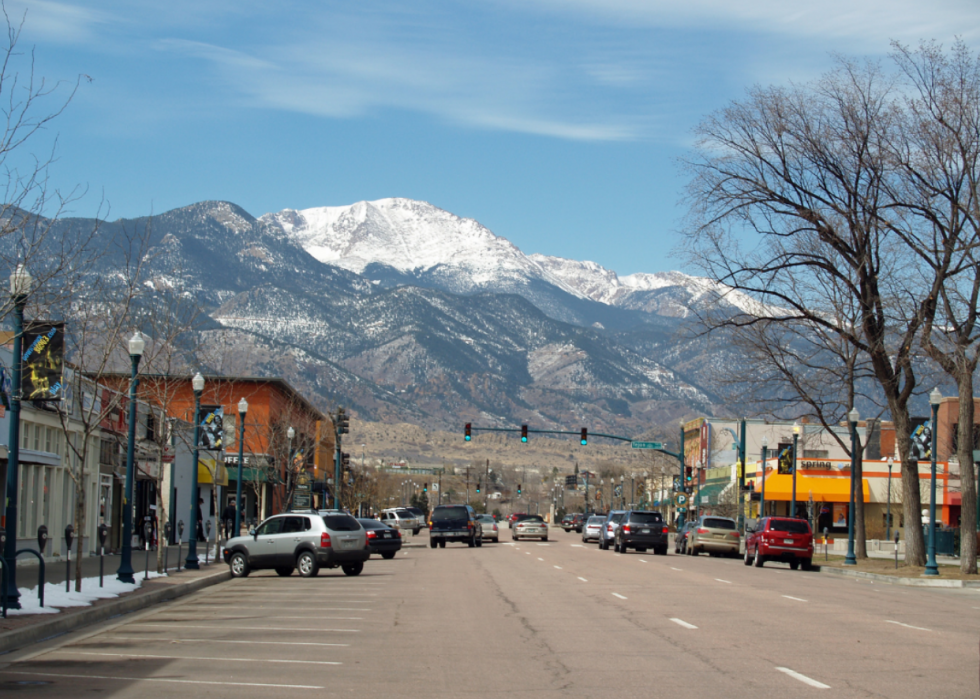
[50,198,744,436]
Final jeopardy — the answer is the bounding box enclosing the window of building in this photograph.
[803,450,829,458]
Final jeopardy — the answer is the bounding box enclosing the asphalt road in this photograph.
[1,527,977,697]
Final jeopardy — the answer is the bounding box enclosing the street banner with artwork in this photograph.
[21,322,65,401]
[777,442,794,474]
[909,418,932,461]
[198,405,224,450]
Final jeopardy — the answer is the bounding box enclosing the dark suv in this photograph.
[744,517,814,570]
[428,504,483,548]
[614,510,669,555]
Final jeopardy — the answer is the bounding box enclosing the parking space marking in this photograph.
[612,593,627,600]
[129,624,360,632]
[775,667,830,689]
[554,565,562,569]
[538,557,545,561]
[639,559,648,563]
[72,651,342,665]
[105,637,350,647]
[670,618,697,630]
[578,577,588,582]
[715,579,732,584]
[670,567,682,571]
[782,595,807,602]
[886,620,932,632]
[2,671,325,690]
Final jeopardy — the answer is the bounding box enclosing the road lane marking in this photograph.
[71,652,342,665]
[2,671,324,690]
[612,593,627,600]
[776,667,830,689]
[670,618,697,629]
[554,565,562,569]
[128,624,359,632]
[886,620,932,632]
[670,567,682,571]
[571,544,584,548]
[715,579,732,584]
[104,637,350,647]
[782,596,807,602]
[537,543,550,546]
[578,577,588,582]
[639,559,648,563]
[538,557,545,561]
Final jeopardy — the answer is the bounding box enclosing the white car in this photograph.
[512,515,548,541]
[380,508,422,534]
[477,514,499,542]
[581,515,605,543]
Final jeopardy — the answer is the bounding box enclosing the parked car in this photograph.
[428,504,483,548]
[380,508,422,535]
[674,521,696,554]
[223,511,368,578]
[512,514,548,541]
[598,510,627,550]
[477,514,499,542]
[614,510,669,555]
[744,517,814,570]
[582,515,606,543]
[358,518,402,559]
[687,516,741,557]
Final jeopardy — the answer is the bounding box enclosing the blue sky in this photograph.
[9,0,979,275]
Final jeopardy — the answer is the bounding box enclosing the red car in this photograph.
[744,517,814,570]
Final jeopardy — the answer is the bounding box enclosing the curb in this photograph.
[819,565,980,588]
[0,568,230,656]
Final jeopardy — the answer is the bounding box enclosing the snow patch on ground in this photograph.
[5,570,167,616]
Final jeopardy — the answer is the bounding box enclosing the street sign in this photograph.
[631,441,664,450]
[677,506,687,513]
[675,493,688,506]
[565,475,577,488]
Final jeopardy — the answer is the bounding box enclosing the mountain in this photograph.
[37,198,734,433]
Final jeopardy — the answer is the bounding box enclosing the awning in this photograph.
[761,473,868,503]
[696,482,730,505]
[198,457,229,486]
[226,466,268,483]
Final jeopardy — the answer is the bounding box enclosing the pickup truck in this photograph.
[428,504,483,548]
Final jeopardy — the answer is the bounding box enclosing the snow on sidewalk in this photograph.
[6,570,167,616]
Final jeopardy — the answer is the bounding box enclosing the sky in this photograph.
[7,0,980,275]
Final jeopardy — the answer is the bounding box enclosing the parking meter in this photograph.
[894,529,900,569]
[0,527,6,547]
[64,524,74,551]
[164,521,172,541]
[37,525,48,553]
[98,523,108,549]
[64,524,75,592]
[205,519,212,540]
[144,519,153,547]
[178,520,184,538]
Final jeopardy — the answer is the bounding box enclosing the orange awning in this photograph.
[760,473,868,503]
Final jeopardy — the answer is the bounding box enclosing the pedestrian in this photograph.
[222,499,237,538]
[196,497,205,541]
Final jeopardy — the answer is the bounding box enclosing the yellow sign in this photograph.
[198,457,229,486]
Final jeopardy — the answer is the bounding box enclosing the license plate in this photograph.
[382,532,390,538]
[783,538,793,544]
[339,539,358,549]
[642,529,650,534]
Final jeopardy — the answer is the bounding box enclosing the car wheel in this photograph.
[658,546,669,556]
[754,549,765,567]
[801,558,813,571]
[468,537,476,547]
[275,566,293,577]
[475,537,483,547]
[342,561,363,576]
[542,536,548,542]
[297,551,320,578]
[229,552,250,578]
[744,548,753,566]
[430,538,437,548]
[789,560,800,570]
[439,540,446,548]
[381,551,396,560]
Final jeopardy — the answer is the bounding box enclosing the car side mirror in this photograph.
[249,527,256,538]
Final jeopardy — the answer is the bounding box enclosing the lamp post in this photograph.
[791,422,801,519]
[845,407,859,566]
[185,372,204,570]
[925,388,942,576]
[116,331,145,583]
[885,456,894,541]
[678,419,686,528]
[286,426,295,510]
[235,397,248,536]
[760,436,768,520]
[3,264,31,609]
[620,475,625,509]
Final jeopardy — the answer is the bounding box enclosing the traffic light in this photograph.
[685,466,693,483]
[464,423,472,441]
[476,481,481,494]
[580,427,588,446]
[341,452,350,468]
[336,408,349,435]
[517,483,522,496]
[521,424,528,442]
[423,483,428,492]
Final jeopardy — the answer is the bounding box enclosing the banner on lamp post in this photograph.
[22,321,65,401]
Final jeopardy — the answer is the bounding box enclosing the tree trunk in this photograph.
[74,482,86,592]
[957,375,978,575]
[156,473,166,574]
[892,411,927,566]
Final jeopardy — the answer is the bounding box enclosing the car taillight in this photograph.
[697,528,709,534]
[662,527,669,534]
[731,532,740,537]
[607,524,613,531]
[320,532,332,548]
[468,521,474,530]
[396,529,402,538]
[366,530,376,539]
[622,525,631,534]
[492,524,498,531]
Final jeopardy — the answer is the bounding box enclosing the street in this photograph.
[0,527,977,697]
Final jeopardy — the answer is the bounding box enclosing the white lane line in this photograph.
[670,567,682,571]
[192,606,372,612]
[538,557,545,561]
[554,565,562,569]
[639,559,648,563]
[715,579,732,584]
[782,595,807,602]
[886,620,932,632]
[571,544,584,548]
[578,577,588,582]
[104,637,350,647]
[776,667,830,689]
[128,624,359,632]
[670,618,698,630]
[526,552,531,555]
[72,651,342,665]
[612,593,627,600]
[537,543,550,546]
[3,671,323,690]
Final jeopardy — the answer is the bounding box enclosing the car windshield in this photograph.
[703,518,736,530]
[521,516,545,523]
[323,514,361,531]
[628,512,663,524]
[431,506,469,521]
[395,509,414,517]
[358,519,388,530]
[609,513,625,523]
[768,519,810,534]
[477,515,494,522]
[588,517,605,525]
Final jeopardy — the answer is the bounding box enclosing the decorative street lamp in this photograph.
[760,436,769,520]
[791,423,801,519]
[286,426,295,510]
[116,331,145,583]
[925,388,942,576]
[620,475,625,509]
[678,418,687,528]
[845,407,859,566]
[235,397,248,536]
[885,456,894,542]
[185,372,205,569]
[3,264,32,609]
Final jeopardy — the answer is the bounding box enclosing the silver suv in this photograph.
[380,507,423,534]
[223,511,369,578]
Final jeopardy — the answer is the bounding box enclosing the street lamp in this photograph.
[116,331,145,583]
[235,397,248,536]
[678,419,686,529]
[286,426,295,509]
[885,456,894,541]
[791,422,801,519]
[925,388,942,576]
[760,436,769,520]
[3,264,32,609]
[185,372,205,569]
[845,407,859,566]
[620,475,625,509]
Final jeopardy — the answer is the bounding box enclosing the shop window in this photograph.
[803,450,829,458]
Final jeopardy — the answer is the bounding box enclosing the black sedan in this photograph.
[358,518,403,559]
